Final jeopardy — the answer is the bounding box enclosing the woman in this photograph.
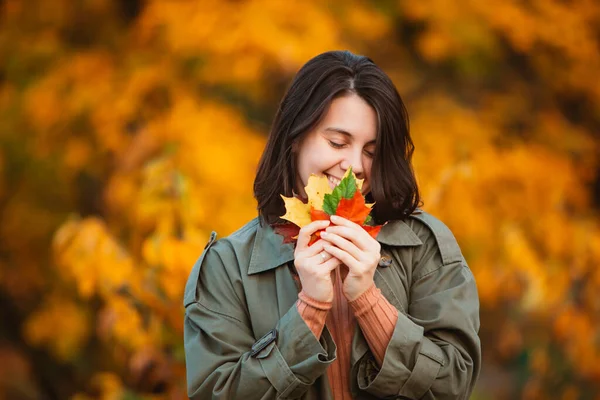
[183,50,481,399]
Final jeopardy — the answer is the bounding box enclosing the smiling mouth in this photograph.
[325,174,341,189]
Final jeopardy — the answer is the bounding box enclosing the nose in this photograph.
[340,151,364,178]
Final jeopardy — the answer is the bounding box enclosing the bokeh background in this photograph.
[1,0,599,399]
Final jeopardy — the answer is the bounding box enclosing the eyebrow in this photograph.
[324,127,376,145]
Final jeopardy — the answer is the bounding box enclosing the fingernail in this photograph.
[321,232,328,237]
[330,215,340,222]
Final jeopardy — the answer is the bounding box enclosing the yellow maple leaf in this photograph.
[280,195,311,227]
[305,174,332,211]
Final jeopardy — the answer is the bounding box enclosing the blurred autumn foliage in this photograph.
[0,0,599,399]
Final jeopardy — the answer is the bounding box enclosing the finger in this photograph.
[301,239,327,257]
[324,225,371,251]
[324,244,360,270]
[330,215,363,230]
[308,250,333,265]
[320,231,362,260]
[319,251,333,263]
[321,256,341,272]
[296,220,331,250]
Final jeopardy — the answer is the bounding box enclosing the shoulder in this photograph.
[216,217,261,251]
[404,210,464,267]
[200,217,261,265]
[225,217,262,245]
[183,218,260,307]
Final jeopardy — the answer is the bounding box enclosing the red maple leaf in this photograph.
[308,207,330,245]
[335,191,382,239]
[310,208,330,221]
[272,222,300,244]
[336,189,371,225]
[362,224,383,239]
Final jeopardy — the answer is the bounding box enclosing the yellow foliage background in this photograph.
[1,0,599,399]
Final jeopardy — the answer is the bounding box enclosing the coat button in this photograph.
[378,255,392,268]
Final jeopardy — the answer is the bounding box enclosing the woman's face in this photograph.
[294,94,377,198]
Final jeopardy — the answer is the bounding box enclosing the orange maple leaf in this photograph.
[336,189,372,225]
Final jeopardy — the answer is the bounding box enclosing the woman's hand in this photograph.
[294,220,341,302]
[321,215,381,301]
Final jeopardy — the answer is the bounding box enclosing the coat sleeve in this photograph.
[183,235,337,399]
[355,217,481,400]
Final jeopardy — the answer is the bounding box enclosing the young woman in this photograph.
[183,50,481,399]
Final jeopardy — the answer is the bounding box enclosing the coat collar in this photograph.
[247,219,423,275]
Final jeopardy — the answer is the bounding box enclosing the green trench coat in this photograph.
[183,211,481,399]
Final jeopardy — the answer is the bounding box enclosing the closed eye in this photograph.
[328,140,345,149]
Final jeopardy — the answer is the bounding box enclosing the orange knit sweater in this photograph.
[296,268,399,399]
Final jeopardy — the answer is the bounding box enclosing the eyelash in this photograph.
[328,140,374,158]
[328,140,345,149]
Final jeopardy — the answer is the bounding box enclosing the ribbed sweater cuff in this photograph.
[349,283,399,366]
[349,283,382,316]
[296,290,332,339]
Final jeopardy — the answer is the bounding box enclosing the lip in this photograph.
[325,173,369,193]
[324,173,342,190]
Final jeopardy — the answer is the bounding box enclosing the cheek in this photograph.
[302,147,335,172]
[364,159,373,178]
[297,153,323,188]
[364,161,374,189]
[298,152,319,175]
[358,175,367,193]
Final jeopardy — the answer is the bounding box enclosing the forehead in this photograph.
[320,94,378,142]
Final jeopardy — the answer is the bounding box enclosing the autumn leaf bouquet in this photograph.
[274,168,382,245]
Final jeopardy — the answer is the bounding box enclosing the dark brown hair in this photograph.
[254,50,420,225]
